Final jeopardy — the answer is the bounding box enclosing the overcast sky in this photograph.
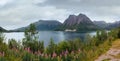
[0,0,120,30]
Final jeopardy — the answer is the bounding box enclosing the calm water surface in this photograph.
[4,31,96,46]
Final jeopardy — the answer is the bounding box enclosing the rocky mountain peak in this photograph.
[64,13,93,26]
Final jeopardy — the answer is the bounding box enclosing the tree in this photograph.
[22,52,33,61]
[8,39,19,49]
[24,23,37,42]
[57,41,70,54]
[0,32,5,43]
[95,30,108,46]
[118,28,120,38]
[23,23,44,53]
[37,41,44,53]
[69,38,82,51]
[0,32,7,52]
[100,30,108,41]
[46,38,57,54]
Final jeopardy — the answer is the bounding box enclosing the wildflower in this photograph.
[41,53,44,57]
[71,50,74,55]
[0,52,2,56]
[2,52,4,56]
[0,52,4,56]
[78,48,81,52]
[65,49,69,54]
[52,52,57,58]
[27,47,31,53]
[61,51,64,55]
[37,50,41,56]
[64,53,67,57]
[60,54,62,58]
[45,54,48,58]
[34,51,38,55]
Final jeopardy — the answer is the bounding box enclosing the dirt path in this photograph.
[95,39,120,61]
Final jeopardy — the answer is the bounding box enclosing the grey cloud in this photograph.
[40,0,120,22]
[0,0,71,30]
[0,0,120,30]
[43,0,120,7]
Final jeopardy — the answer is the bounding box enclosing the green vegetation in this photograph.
[102,59,111,61]
[58,23,99,32]
[0,24,120,61]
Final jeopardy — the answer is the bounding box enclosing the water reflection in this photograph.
[4,31,96,46]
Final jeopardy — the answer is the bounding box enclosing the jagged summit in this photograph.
[62,13,98,31]
[64,13,93,26]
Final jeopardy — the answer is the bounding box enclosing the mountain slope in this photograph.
[34,20,62,31]
[95,39,120,61]
[93,21,109,29]
[62,13,99,31]
[107,21,120,29]
[0,27,6,32]
[64,14,93,26]
[13,13,104,32]
[14,20,62,31]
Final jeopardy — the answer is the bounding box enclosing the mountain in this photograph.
[12,27,27,32]
[14,20,62,31]
[62,13,99,31]
[0,27,6,32]
[93,21,120,30]
[13,13,104,32]
[64,14,94,26]
[33,20,62,31]
[106,21,120,29]
[93,21,109,29]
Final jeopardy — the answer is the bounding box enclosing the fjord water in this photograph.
[4,31,96,46]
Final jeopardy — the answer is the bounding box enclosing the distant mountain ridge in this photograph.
[93,21,109,29]
[11,13,120,32]
[0,27,6,32]
[33,20,62,31]
[13,14,100,32]
[94,21,120,29]
[107,21,120,29]
[14,20,62,31]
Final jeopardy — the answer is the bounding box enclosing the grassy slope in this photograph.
[112,39,120,49]
[95,39,120,61]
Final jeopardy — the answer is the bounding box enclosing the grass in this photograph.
[112,39,120,49]
[95,39,120,61]
[102,58,111,61]
[110,39,120,59]
[107,39,120,59]
[112,53,120,59]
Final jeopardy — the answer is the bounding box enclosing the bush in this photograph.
[8,39,19,49]
[46,38,57,54]
[0,57,7,61]
[22,52,33,61]
[118,29,120,38]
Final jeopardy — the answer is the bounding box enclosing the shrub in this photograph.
[22,52,33,61]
